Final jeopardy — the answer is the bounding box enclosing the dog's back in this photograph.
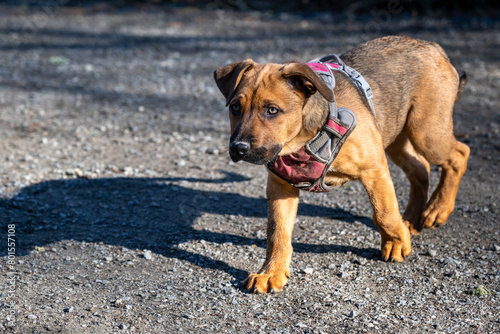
[338,36,464,148]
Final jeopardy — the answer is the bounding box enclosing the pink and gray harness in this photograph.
[267,55,376,192]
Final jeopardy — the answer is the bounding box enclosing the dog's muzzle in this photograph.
[229,141,282,165]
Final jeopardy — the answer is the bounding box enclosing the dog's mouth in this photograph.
[229,144,282,165]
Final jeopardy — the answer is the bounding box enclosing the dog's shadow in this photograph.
[0,171,378,285]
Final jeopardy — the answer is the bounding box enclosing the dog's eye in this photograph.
[230,103,241,115]
[267,106,279,115]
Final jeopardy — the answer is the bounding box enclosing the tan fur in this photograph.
[214,36,470,293]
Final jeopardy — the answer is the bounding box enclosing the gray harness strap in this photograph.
[311,54,377,120]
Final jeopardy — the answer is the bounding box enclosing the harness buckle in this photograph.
[365,87,373,99]
[293,182,313,189]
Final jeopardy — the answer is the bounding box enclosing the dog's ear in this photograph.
[214,59,255,106]
[282,63,334,102]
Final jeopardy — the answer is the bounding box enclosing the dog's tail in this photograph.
[455,72,468,103]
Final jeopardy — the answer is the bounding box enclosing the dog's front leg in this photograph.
[361,167,412,262]
[244,172,299,293]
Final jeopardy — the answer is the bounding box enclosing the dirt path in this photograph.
[0,5,499,333]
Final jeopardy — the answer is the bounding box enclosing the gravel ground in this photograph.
[0,4,499,334]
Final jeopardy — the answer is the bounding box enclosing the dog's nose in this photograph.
[229,141,251,161]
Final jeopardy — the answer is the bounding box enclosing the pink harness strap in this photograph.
[271,147,325,183]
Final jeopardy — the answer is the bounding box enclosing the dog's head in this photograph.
[214,59,334,165]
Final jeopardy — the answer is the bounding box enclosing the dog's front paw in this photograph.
[380,225,412,262]
[243,270,290,293]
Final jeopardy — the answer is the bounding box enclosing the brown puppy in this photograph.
[214,36,469,293]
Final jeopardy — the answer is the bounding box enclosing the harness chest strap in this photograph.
[268,107,356,192]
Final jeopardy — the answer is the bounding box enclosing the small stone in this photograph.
[302,268,314,275]
[28,314,37,320]
[206,148,219,155]
[35,246,45,253]
[296,322,307,328]
[65,168,83,177]
[144,251,153,260]
[349,310,358,318]
[428,276,438,284]
[494,244,500,252]
[123,166,134,175]
[114,299,125,308]
[340,270,350,279]
[428,249,437,257]
[352,258,367,265]
[119,324,129,330]
[176,160,186,167]
[63,306,74,313]
[446,257,461,266]
[104,256,113,263]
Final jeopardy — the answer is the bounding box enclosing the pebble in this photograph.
[428,249,437,257]
[63,307,74,313]
[349,310,358,318]
[114,299,125,308]
[352,258,368,265]
[28,314,37,320]
[65,168,83,177]
[123,167,134,175]
[302,268,314,274]
[296,322,308,328]
[84,64,94,72]
[206,148,219,155]
[144,251,153,260]
[446,257,461,266]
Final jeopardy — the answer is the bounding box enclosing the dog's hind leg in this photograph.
[387,133,430,235]
[419,139,469,229]
[404,71,470,229]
